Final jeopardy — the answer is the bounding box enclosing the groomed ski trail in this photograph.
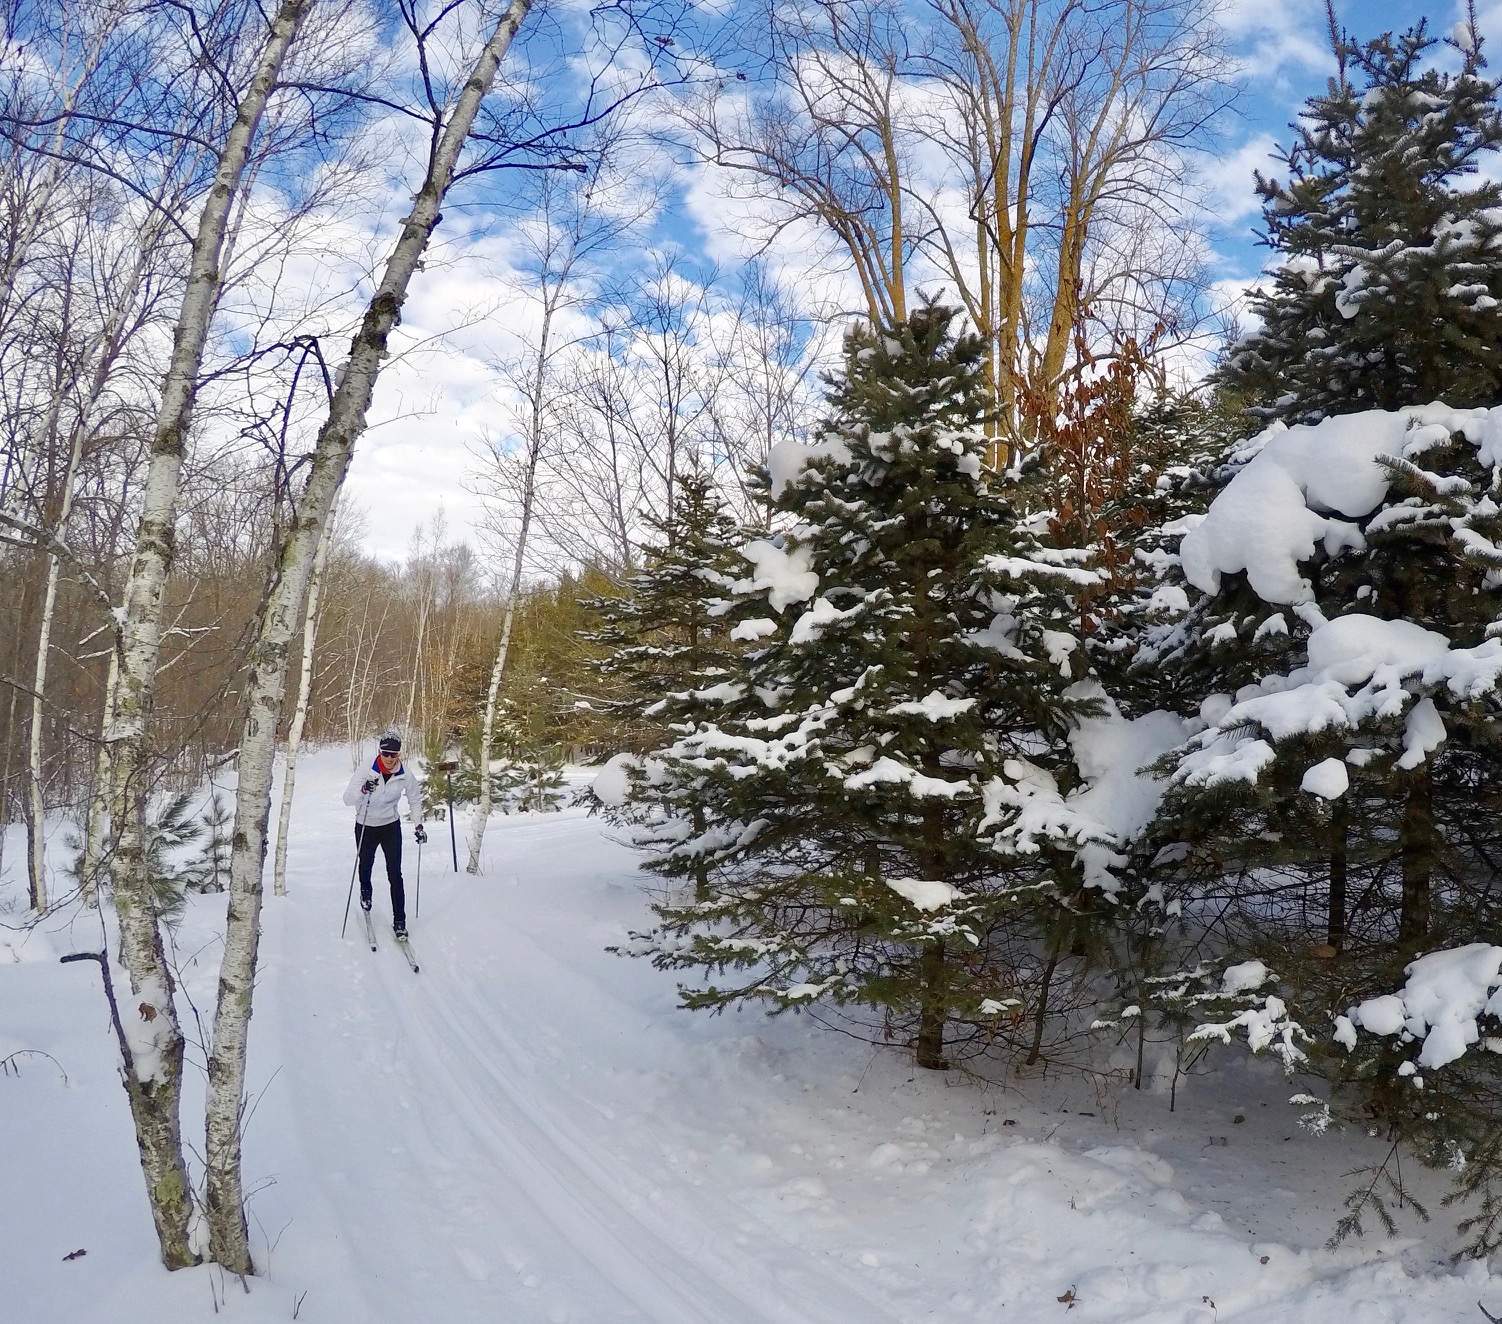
[269,808,903,1324]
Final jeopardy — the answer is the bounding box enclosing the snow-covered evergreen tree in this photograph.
[448,697,568,815]
[586,469,751,893]
[620,305,1114,1069]
[589,468,746,749]
[1140,28,1502,1227]
[1144,402,1502,1249]
[1219,17,1502,424]
[1084,388,1251,709]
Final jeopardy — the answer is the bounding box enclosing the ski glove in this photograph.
[414,824,428,844]
[361,776,379,794]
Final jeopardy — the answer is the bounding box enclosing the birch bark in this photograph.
[102,0,311,1269]
[205,0,536,1273]
[467,295,551,874]
[29,208,173,912]
[271,501,336,898]
[80,644,118,905]
[24,450,75,912]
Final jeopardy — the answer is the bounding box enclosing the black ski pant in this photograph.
[356,820,405,925]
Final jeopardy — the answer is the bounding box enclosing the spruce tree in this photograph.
[1142,399,1502,1251]
[1140,27,1502,1245]
[1087,388,1252,710]
[1219,17,1502,424]
[587,469,750,893]
[588,468,747,754]
[450,697,568,815]
[621,305,1105,1070]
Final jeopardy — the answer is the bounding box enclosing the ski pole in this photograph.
[415,838,422,919]
[341,791,371,939]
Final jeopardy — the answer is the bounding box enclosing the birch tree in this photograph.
[24,180,193,912]
[270,496,338,898]
[532,253,720,573]
[205,0,542,1272]
[97,0,314,1270]
[464,158,643,869]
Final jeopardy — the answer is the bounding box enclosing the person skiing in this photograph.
[343,732,426,939]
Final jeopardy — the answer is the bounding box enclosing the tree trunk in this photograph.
[102,0,312,1270]
[81,645,119,906]
[915,939,949,1070]
[24,543,65,911]
[1025,944,1061,1067]
[466,597,519,874]
[205,0,535,1273]
[25,408,91,911]
[403,589,431,740]
[0,574,25,888]
[1328,799,1348,952]
[467,275,551,874]
[272,506,335,897]
[1398,769,1433,950]
[28,194,172,913]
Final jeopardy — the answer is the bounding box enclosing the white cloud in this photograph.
[1217,0,1333,83]
[1199,133,1279,228]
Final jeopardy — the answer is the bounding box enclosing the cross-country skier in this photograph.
[343,732,427,939]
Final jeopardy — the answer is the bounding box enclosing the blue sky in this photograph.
[1202,1,1494,291]
[343,0,1497,561]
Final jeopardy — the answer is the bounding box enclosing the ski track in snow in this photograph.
[274,809,901,1324]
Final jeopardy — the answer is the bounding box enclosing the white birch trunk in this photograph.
[28,207,171,913]
[102,0,311,1270]
[25,526,67,911]
[205,0,535,1274]
[80,643,119,906]
[466,595,515,874]
[271,504,335,897]
[403,589,431,739]
[466,293,551,874]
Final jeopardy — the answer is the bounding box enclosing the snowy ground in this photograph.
[4,746,1501,1322]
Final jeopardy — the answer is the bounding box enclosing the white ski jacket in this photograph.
[343,759,423,828]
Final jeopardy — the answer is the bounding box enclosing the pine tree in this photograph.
[1141,398,1502,1251]
[588,468,746,753]
[196,791,233,893]
[620,305,1107,1070]
[449,697,568,815]
[1218,17,1502,424]
[63,790,213,921]
[587,468,750,892]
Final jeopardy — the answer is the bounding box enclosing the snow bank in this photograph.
[7,756,1502,1322]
